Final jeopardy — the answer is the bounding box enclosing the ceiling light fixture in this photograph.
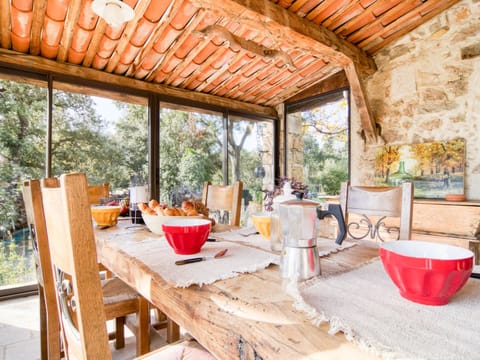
[92,0,134,28]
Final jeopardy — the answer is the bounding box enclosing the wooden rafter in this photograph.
[0,48,277,118]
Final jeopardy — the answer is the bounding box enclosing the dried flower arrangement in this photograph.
[262,177,308,212]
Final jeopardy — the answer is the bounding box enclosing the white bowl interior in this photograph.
[162,218,211,227]
[381,240,473,260]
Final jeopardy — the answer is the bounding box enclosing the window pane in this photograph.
[228,116,275,221]
[286,90,349,199]
[159,104,223,206]
[52,88,148,196]
[0,77,47,290]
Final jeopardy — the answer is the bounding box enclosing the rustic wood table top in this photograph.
[95,219,379,360]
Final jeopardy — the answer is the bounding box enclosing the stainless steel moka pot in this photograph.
[279,194,346,281]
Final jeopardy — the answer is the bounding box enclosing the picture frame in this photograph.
[374,139,465,199]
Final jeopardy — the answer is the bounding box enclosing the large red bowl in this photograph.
[380,241,473,306]
[161,218,211,255]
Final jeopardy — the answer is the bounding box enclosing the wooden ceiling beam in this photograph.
[0,0,11,49]
[193,0,380,143]
[0,48,277,118]
[193,0,376,76]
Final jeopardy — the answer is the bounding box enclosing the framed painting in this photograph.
[374,139,465,199]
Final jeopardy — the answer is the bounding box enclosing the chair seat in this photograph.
[101,277,139,305]
[139,340,216,360]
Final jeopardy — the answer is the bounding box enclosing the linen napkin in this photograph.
[213,227,358,255]
[290,259,480,360]
[108,235,279,287]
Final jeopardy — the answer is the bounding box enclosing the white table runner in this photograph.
[290,259,480,360]
[107,234,279,287]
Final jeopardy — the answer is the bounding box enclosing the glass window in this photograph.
[159,104,223,205]
[52,85,148,196]
[0,76,47,292]
[228,116,275,221]
[286,89,349,200]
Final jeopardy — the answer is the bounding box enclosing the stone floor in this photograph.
[0,294,169,360]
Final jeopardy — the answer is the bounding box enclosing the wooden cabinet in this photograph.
[411,199,480,264]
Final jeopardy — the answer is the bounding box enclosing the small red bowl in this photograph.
[380,241,473,306]
[161,218,211,255]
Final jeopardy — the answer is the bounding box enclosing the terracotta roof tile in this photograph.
[185,79,202,89]
[42,17,64,46]
[40,42,59,59]
[130,18,157,47]
[105,26,124,40]
[210,48,234,69]
[193,66,215,82]
[12,0,32,12]
[119,43,141,65]
[143,0,171,22]
[372,0,404,17]
[192,41,220,65]
[175,34,201,59]
[170,1,199,30]
[133,67,149,79]
[97,35,118,58]
[92,54,109,69]
[77,1,98,30]
[11,6,33,38]
[114,63,129,74]
[140,49,164,70]
[161,55,182,73]
[153,25,181,54]
[70,26,94,52]
[296,0,323,18]
[153,70,169,83]
[46,0,69,21]
[229,53,255,73]
[179,62,198,78]
[68,49,85,64]
[11,33,30,52]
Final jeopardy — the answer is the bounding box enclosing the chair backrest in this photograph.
[87,182,110,205]
[339,181,413,241]
[202,181,243,226]
[41,173,111,359]
[22,180,62,359]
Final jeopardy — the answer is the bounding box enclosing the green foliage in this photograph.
[159,109,222,204]
[319,161,348,195]
[0,241,36,286]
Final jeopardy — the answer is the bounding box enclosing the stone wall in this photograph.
[352,0,480,199]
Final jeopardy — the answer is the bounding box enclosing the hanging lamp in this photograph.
[92,0,134,27]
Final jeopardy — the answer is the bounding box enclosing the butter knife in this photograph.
[175,249,228,265]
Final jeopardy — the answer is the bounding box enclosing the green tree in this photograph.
[51,91,120,186]
[0,80,47,233]
[159,109,222,204]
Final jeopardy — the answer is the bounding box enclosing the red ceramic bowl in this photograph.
[161,218,211,255]
[380,241,473,306]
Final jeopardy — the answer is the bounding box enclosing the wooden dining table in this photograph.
[95,219,381,360]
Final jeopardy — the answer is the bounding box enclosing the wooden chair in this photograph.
[22,180,62,360]
[23,178,150,359]
[87,182,110,205]
[202,181,243,226]
[339,181,414,242]
[40,173,214,360]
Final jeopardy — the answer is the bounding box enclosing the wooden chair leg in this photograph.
[38,285,48,360]
[136,297,150,356]
[114,317,125,349]
[167,318,180,343]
